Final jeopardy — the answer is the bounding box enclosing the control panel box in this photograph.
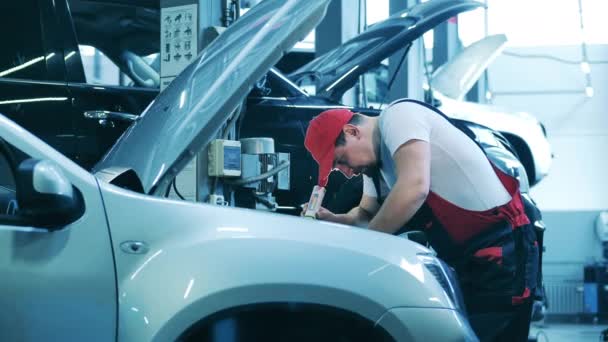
[208,139,241,177]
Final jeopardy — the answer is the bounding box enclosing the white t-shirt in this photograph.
[362,100,511,211]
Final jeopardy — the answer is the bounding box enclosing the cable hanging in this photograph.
[576,0,593,98]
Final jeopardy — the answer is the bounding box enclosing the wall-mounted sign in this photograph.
[160,3,198,90]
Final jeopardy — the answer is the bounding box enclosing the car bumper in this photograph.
[377,307,478,341]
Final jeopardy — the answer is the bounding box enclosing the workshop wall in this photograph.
[489,44,608,315]
[489,44,607,211]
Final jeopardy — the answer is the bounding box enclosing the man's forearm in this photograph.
[333,206,373,227]
[368,181,427,234]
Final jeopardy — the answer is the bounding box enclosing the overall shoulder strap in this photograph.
[372,98,487,205]
[390,98,486,152]
[371,169,383,205]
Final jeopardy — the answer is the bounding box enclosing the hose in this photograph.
[226,160,290,186]
[254,193,276,210]
[172,178,185,200]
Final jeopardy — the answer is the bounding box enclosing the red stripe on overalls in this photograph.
[474,247,503,265]
[424,163,532,304]
[425,164,530,244]
[512,288,531,305]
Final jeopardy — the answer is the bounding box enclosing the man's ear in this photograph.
[343,124,360,138]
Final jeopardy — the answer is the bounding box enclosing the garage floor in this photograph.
[530,323,608,341]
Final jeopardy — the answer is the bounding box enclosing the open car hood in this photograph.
[289,0,483,100]
[93,0,331,195]
[432,34,508,100]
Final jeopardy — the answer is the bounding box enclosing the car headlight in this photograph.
[417,253,466,313]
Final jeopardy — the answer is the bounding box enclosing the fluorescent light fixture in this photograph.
[585,86,594,98]
[580,62,591,74]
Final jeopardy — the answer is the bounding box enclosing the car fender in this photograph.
[97,182,453,341]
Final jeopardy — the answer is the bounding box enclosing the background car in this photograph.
[0,0,158,170]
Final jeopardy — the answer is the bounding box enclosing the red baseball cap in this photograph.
[304,108,354,187]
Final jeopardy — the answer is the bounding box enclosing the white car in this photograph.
[0,0,477,341]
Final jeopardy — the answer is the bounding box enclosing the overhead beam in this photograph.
[315,0,362,105]
[387,0,424,102]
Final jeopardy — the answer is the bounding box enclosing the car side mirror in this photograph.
[15,159,84,230]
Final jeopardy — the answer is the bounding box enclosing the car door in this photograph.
[0,0,76,161]
[67,78,158,169]
[50,0,158,169]
[0,135,117,341]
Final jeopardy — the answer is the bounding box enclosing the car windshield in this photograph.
[68,0,160,87]
[249,68,308,98]
[298,37,383,77]
[291,23,411,80]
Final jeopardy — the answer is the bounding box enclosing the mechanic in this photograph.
[303,100,539,341]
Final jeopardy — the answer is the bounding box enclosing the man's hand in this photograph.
[316,206,337,221]
[300,202,309,216]
[300,203,340,222]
